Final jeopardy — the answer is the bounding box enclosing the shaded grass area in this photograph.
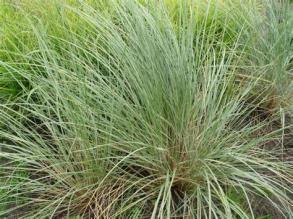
[0,0,292,218]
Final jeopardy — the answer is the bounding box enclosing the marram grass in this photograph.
[0,0,292,218]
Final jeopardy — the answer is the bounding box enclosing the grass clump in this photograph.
[238,0,293,114]
[0,0,292,218]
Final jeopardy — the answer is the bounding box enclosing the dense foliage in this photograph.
[0,0,292,218]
